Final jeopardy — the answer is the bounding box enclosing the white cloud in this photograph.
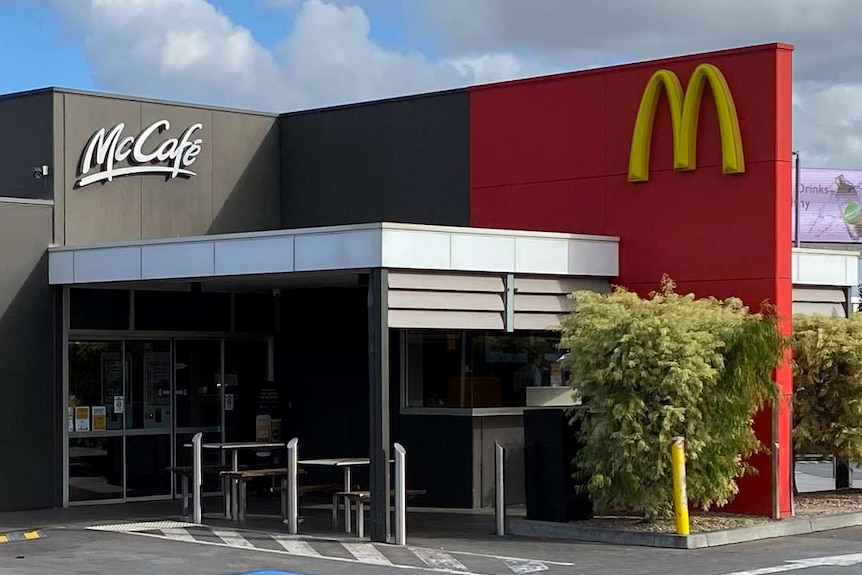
[416,0,862,167]
[42,0,862,167]
[48,0,528,112]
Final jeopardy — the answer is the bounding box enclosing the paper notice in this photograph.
[75,406,90,432]
[92,406,107,431]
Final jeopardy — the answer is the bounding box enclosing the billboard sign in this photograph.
[793,168,862,243]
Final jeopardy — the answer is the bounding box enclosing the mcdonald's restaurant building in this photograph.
[0,41,856,523]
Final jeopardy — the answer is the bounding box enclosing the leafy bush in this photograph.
[559,276,785,518]
[792,314,862,462]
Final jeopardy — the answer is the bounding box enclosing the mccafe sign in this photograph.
[76,120,204,187]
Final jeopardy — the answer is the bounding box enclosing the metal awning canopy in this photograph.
[48,222,619,286]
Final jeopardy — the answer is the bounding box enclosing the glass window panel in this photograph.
[404,330,464,407]
[134,290,230,332]
[234,293,276,333]
[68,437,124,502]
[70,289,130,331]
[402,330,564,408]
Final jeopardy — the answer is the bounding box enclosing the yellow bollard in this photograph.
[671,436,690,535]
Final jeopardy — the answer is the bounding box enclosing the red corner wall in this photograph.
[469,43,794,516]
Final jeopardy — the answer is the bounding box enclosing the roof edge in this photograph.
[0,86,279,118]
[49,222,620,252]
[468,42,796,93]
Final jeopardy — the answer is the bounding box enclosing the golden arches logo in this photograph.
[628,63,745,182]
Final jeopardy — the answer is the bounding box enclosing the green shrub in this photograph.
[559,276,785,518]
[792,314,862,462]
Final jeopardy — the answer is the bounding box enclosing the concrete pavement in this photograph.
[3,520,862,575]
[1,461,861,575]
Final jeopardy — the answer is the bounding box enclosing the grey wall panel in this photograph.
[279,91,470,228]
[478,416,526,508]
[0,202,56,510]
[211,110,280,234]
[60,93,280,245]
[140,104,213,239]
[0,92,53,200]
[62,93,143,244]
[53,92,66,245]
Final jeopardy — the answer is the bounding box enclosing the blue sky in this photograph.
[0,2,94,93]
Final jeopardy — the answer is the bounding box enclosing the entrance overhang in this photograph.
[48,222,619,286]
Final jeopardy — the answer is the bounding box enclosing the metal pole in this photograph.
[394,442,406,546]
[794,151,801,248]
[790,400,796,517]
[368,269,391,543]
[495,441,506,536]
[772,441,780,519]
[771,393,781,520]
[192,432,202,524]
[286,437,299,534]
[670,437,690,535]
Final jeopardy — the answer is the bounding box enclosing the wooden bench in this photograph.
[337,489,427,537]
[222,468,292,522]
[274,481,342,522]
[222,468,330,523]
[167,464,247,517]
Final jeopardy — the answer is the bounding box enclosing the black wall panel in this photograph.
[279,91,470,229]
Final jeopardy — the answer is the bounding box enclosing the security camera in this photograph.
[32,165,49,179]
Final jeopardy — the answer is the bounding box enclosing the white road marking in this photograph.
[89,521,568,575]
[411,547,470,572]
[722,552,862,574]
[210,529,254,548]
[87,521,197,532]
[159,528,197,543]
[440,548,574,567]
[343,542,394,565]
[722,566,805,575]
[120,531,485,575]
[270,536,321,557]
[501,558,549,574]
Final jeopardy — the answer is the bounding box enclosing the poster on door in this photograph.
[75,406,90,432]
[92,406,107,431]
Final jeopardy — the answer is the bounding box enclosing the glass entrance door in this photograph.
[224,340,270,443]
[174,339,223,492]
[125,340,172,498]
[68,340,126,503]
[68,336,270,504]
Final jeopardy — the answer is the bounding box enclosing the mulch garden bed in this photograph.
[571,513,769,534]
[794,489,862,517]
[567,490,862,533]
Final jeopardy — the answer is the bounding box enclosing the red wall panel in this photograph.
[470,43,794,516]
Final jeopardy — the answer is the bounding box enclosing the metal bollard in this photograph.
[670,437,690,535]
[772,441,780,520]
[192,432,203,524]
[394,443,407,545]
[286,438,299,534]
[495,441,506,536]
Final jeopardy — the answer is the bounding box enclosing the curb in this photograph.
[506,512,862,549]
[0,530,43,544]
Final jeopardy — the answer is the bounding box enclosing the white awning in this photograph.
[48,222,619,286]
